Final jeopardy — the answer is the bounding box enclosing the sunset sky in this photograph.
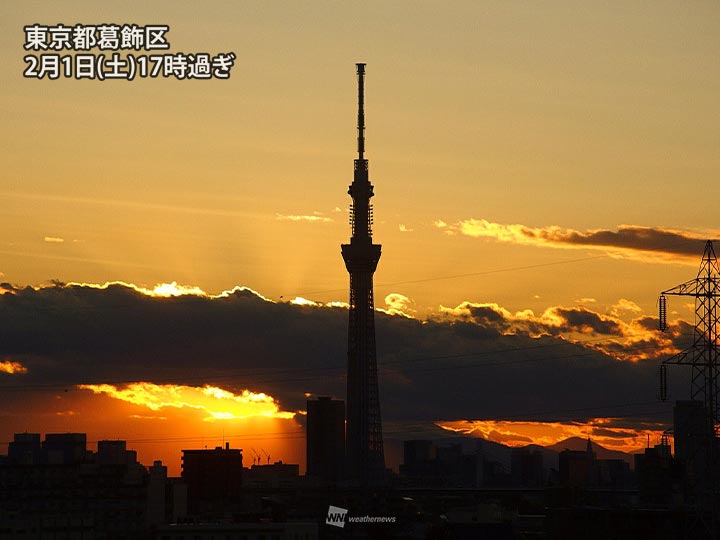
[1,1,719,474]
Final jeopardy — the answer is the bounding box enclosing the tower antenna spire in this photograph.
[357,63,365,161]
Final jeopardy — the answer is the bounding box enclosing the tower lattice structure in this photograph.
[659,240,720,537]
[341,63,385,485]
[660,240,720,436]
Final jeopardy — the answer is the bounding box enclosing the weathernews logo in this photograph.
[326,505,397,528]
[326,505,348,528]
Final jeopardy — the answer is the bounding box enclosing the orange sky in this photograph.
[2,2,718,316]
[0,381,305,476]
[0,377,669,475]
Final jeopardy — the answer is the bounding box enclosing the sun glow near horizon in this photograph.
[436,418,668,454]
[79,382,297,421]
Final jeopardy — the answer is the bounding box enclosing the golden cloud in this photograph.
[0,359,28,374]
[275,213,333,223]
[438,300,679,361]
[436,219,709,264]
[63,281,273,302]
[79,382,296,421]
[379,293,416,318]
[289,297,320,307]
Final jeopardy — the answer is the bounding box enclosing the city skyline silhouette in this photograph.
[2,2,720,538]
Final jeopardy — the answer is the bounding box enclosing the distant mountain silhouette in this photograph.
[387,434,637,473]
[385,435,515,471]
[546,437,635,466]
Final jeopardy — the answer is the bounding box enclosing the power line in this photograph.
[283,254,609,298]
[0,237,703,309]
[280,236,707,299]
[0,400,671,447]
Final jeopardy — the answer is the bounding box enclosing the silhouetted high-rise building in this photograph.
[306,396,345,482]
[674,400,711,485]
[511,447,544,487]
[97,439,127,466]
[244,461,300,489]
[635,437,682,504]
[341,62,385,485]
[404,440,437,468]
[42,433,87,465]
[181,444,243,515]
[559,438,596,487]
[0,434,150,537]
[400,440,440,486]
[8,433,41,465]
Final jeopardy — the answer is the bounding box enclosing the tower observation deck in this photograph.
[341,63,385,485]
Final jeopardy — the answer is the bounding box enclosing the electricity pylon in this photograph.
[659,240,720,538]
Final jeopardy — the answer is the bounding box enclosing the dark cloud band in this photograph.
[0,283,688,431]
